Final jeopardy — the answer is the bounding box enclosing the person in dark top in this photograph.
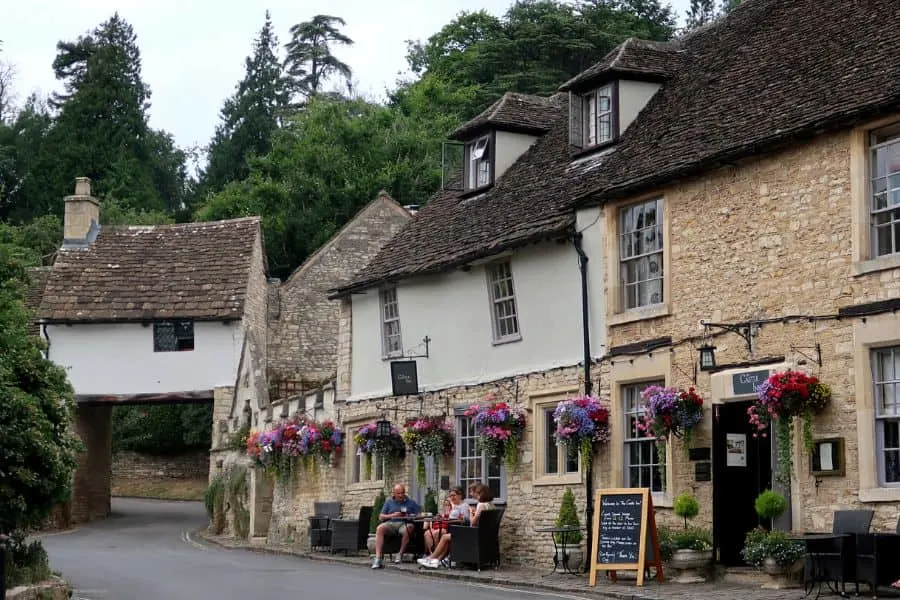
[371,483,421,569]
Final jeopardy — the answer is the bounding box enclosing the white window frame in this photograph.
[533,403,581,484]
[465,134,492,190]
[872,346,900,487]
[350,427,385,485]
[622,381,666,494]
[869,123,900,258]
[455,412,505,503]
[486,260,521,344]
[618,198,664,311]
[380,287,402,358]
[583,84,614,147]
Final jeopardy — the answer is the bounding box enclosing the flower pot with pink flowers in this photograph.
[464,396,527,469]
[552,395,611,468]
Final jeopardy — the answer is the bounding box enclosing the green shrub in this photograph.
[673,491,700,528]
[4,536,51,588]
[204,475,224,519]
[656,526,676,561]
[554,488,583,545]
[424,489,438,515]
[370,490,386,534]
[741,528,804,567]
[754,489,788,522]
[672,527,712,552]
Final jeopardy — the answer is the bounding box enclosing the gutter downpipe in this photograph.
[573,231,594,573]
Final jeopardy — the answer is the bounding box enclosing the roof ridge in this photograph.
[608,37,636,69]
[105,216,262,231]
[488,94,511,121]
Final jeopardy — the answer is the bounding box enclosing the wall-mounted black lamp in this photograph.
[698,344,717,371]
[375,418,393,439]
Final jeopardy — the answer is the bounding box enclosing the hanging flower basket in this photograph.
[638,386,705,444]
[748,370,832,484]
[245,417,344,482]
[638,386,706,486]
[354,422,406,479]
[552,395,610,468]
[402,416,454,485]
[464,396,526,469]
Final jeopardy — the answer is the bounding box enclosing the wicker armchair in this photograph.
[330,506,373,555]
[448,508,505,571]
[308,502,342,551]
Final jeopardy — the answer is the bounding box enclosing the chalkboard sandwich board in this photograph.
[589,488,664,587]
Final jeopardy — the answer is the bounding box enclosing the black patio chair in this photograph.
[382,520,425,559]
[308,501,341,551]
[330,506,373,555]
[448,508,505,571]
[805,509,874,595]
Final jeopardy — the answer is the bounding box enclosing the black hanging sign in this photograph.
[390,360,419,396]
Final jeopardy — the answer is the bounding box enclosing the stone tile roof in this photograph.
[333,96,581,296]
[39,217,262,323]
[575,0,900,200]
[449,92,561,141]
[559,38,682,92]
[24,266,52,335]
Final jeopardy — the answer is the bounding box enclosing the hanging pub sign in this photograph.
[390,360,419,396]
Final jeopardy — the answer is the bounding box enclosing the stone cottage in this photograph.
[567,0,900,566]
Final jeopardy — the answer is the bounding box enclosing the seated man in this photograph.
[371,483,421,569]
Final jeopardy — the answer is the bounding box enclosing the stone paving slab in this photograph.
[195,531,817,600]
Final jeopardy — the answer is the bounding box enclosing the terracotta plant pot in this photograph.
[366,533,377,554]
[670,549,713,583]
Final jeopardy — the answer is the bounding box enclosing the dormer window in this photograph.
[569,83,618,152]
[465,134,493,190]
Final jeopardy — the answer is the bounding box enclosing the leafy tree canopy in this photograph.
[0,245,81,534]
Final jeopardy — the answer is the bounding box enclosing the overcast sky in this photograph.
[3,0,691,153]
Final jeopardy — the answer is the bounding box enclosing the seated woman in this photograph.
[423,497,452,555]
[417,482,494,569]
[423,486,468,554]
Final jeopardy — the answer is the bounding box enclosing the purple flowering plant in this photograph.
[464,395,527,468]
[552,395,610,467]
[354,422,406,478]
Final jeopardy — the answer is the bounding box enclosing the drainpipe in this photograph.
[572,232,594,573]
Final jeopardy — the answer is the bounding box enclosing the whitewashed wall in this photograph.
[348,239,606,400]
[46,321,244,395]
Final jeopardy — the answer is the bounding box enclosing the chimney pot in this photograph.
[74,177,92,196]
[63,176,100,243]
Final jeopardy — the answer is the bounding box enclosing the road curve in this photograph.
[40,498,578,600]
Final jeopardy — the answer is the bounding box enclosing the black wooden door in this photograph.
[712,400,772,566]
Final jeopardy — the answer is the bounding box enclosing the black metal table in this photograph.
[534,525,583,576]
[788,533,852,600]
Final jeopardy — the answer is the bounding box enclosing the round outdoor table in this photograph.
[787,533,852,600]
[534,525,583,576]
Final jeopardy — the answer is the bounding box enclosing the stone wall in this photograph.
[337,363,601,565]
[267,193,412,393]
[597,124,899,532]
[71,404,112,524]
[112,450,209,481]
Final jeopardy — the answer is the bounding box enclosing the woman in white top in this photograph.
[423,486,467,554]
[418,482,494,569]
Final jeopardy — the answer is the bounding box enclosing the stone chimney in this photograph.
[63,177,100,242]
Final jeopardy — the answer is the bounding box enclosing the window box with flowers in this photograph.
[402,416,454,485]
[245,417,345,483]
[354,422,406,480]
[552,395,611,468]
[464,397,527,469]
[638,386,706,485]
[748,370,832,485]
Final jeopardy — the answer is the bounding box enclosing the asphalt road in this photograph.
[40,498,585,600]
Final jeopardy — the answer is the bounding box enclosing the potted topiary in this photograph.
[668,491,713,583]
[740,489,804,589]
[367,490,386,554]
[554,488,584,572]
